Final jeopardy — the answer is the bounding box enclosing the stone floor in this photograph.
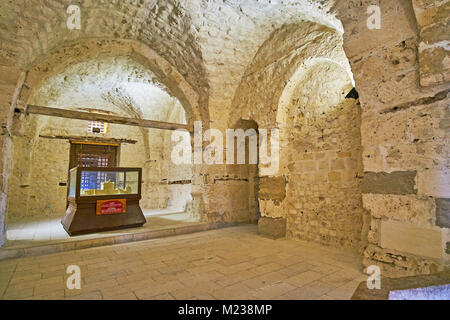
[5,209,198,248]
[0,225,366,300]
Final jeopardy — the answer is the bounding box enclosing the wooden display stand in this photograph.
[62,167,146,236]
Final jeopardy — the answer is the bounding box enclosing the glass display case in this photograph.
[62,167,145,236]
[68,167,141,200]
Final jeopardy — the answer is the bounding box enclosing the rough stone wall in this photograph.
[0,0,209,100]
[334,0,450,276]
[229,21,364,247]
[230,22,352,128]
[412,0,450,86]
[0,68,24,246]
[282,96,364,248]
[202,21,355,229]
[184,0,342,129]
[161,106,193,212]
[195,118,260,225]
[255,60,363,248]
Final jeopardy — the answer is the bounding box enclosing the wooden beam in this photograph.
[26,105,193,132]
[38,134,138,145]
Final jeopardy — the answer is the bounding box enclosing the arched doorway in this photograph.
[276,60,364,248]
[5,41,206,243]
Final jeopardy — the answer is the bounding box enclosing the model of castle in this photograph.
[81,180,132,196]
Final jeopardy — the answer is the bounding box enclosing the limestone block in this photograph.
[258,176,286,201]
[417,170,450,197]
[339,0,417,58]
[380,220,443,259]
[412,0,449,27]
[419,46,450,87]
[363,243,443,277]
[328,171,341,182]
[362,194,436,227]
[362,146,385,172]
[361,110,409,146]
[363,138,448,173]
[351,37,442,113]
[299,160,317,172]
[331,159,345,170]
[435,198,450,228]
[443,229,450,264]
[258,217,286,239]
[362,171,417,195]
[412,0,450,86]
[259,199,285,219]
[208,181,249,216]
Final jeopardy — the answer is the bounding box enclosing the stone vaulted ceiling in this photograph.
[30,56,186,123]
[0,0,342,119]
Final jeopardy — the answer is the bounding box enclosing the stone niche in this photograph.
[281,96,364,248]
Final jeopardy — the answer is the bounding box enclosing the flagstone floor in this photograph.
[0,225,366,300]
[4,209,198,248]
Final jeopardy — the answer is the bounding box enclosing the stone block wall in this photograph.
[335,0,450,276]
[230,23,364,248]
[0,65,23,247]
[412,0,450,86]
[278,97,364,248]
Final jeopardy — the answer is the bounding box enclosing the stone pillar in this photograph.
[335,0,450,276]
[257,176,287,238]
[0,70,26,246]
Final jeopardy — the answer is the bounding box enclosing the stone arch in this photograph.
[18,38,208,127]
[276,57,354,130]
[6,38,209,223]
[275,58,355,174]
[230,21,363,247]
[231,118,260,223]
[229,21,352,130]
[273,57,363,245]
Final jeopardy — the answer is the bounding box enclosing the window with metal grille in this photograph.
[78,154,110,190]
[77,154,109,167]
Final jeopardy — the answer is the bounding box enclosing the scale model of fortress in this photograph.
[81,180,132,196]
